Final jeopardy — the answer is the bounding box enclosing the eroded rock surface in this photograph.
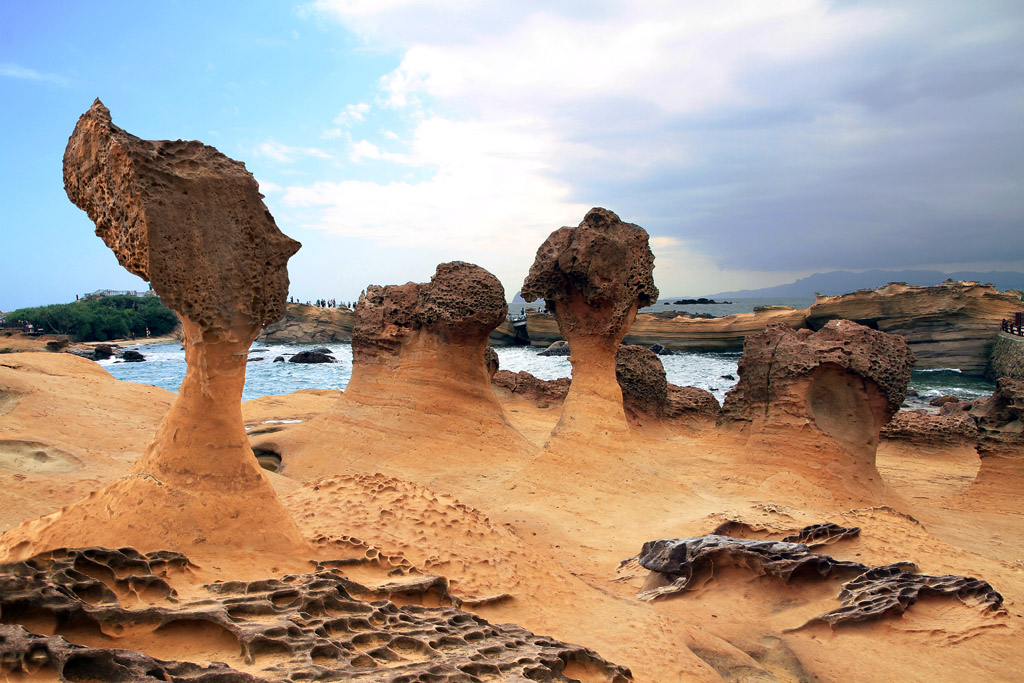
[0,100,306,562]
[971,378,1024,455]
[0,547,632,682]
[626,532,1002,628]
[719,321,914,487]
[492,370,570,405]
[615,345,669,419]
[880,410,979,447]
[521,208,658,441]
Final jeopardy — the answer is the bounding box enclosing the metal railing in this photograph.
[1002,315,1024,337]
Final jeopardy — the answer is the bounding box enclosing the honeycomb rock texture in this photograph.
[880,410,979,446]
[0,547,632,682]
[615,345,669,418]
[484,347,499,379]
[521,208,658,339]
[628,532,1002,628]
[721,320,914,426]
[970,377,1024,456]
[63,99,300,332]
[667,385,721,419]
[353,261,507,365]
[492,370,571,404]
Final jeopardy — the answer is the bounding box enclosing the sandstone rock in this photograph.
[720,320,914,490]
[288,350,335,364]
[484,346,499,379]
[0,546,631,682]
[667,385,721,419]
[807,281,1024,374]
[615,345,669,419]
[258,303,354,344]
[267,262,532,480]
[970,377,1024,456]
[539,340,570,356]
[930,394,960,407]
[880,410,978,447]
[0,100,307,562]
[649,343,673,355]
[492,370,570,404]
[44,339,69,352]
[521,208,658,442]
[628,532,1002,627]
[273,355,285,362]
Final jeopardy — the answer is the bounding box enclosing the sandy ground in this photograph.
[1,352,1022,681]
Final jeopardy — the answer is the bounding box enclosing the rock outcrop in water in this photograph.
[0,99,307,561]
[521,208,658,443]
[720,320,914,496]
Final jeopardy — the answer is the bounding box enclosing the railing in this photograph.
[1002,318,1024,337]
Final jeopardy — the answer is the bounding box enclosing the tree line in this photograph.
[4,295,178,342]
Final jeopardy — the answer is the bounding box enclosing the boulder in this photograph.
[667,386,721,419]
[521,208,658,442]
[288,350,334,364]
[120,350,145,363]
[615,345,669,419]
[538,340,570,356]
[720,320,914,489]
[880,410,978,447]
[649,343,673,356]
[484,347,499,379]
[492,370,570,405]
[92,344,115,360]
[0,99,308,562]
[273,356,285,363]
[929,395,960,407]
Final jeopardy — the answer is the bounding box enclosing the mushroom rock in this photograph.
[0,100,307,563]
[266,262,535,481]
[719,320,914,497]
[968,378,1024,500]
[521,208,658,443]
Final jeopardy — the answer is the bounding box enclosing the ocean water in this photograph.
[101,341,994,410]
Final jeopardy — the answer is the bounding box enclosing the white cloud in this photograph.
[253,139,334,163]
[0,62,68,86]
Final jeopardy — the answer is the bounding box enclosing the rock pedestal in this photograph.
[720,320,914,497]
[521,208,658,443]
[0,100,307,561]
[968,378,1024,497]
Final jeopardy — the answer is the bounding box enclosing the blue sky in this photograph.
[2,0,1022,311]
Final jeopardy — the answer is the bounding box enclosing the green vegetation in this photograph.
[5,295,178,342]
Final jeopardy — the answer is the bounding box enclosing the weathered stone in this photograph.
[615,345,668,419]
[0,100,308,561]
[880,410,978,447]
[649,343,673,356]
[521,208,658,441]
[120,349,145,362]
[484,346,499,379]
[492,370,570,405]
[259,303,354,344]
[538,340,570,356]
[930,394,960,407]
[971,377,1024,456]
[626,533,1002,628]
[667,385,721,420]
[0,546,632,682]
[289,350,335,364]
[92,344,115,360]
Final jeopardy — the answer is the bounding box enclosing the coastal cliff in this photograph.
[258,303,354,344]
[806,281,1024,374]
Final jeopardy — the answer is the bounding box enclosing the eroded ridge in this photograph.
[0,547,632,682]
[521,208,659,440]
[625,531,1003,628]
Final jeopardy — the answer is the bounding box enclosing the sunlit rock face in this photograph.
[521,208,659,442]
[968,377,1024,496]
[264,261,534,482]
[0,99,307,562]
[719,320,914,497]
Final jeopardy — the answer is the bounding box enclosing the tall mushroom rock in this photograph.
[521,208,658,441]
[720,321,914,491]
[0,99,307,560]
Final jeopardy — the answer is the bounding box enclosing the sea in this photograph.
[101,297,997,411]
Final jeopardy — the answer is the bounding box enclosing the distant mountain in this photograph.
[700,270,1024,299]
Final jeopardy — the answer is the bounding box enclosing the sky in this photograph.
[1,0,1022,311]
